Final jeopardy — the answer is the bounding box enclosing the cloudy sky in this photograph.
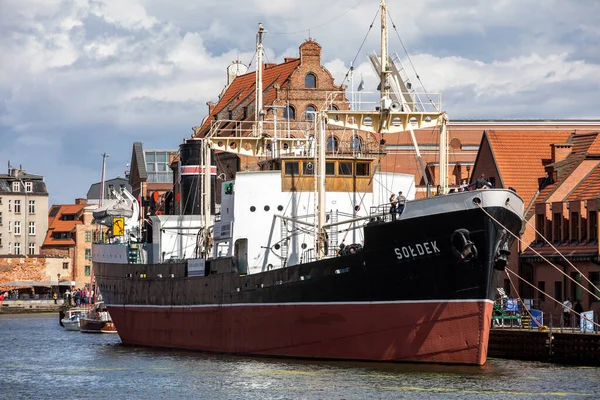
[1,0,599,206]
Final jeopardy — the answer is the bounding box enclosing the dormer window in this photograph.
[305,73,316,88]
[12,182,19,192]
[25,182,32,192]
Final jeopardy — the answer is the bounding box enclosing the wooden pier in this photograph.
[489,328,600,365]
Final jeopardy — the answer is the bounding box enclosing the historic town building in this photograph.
[0,166,49,256]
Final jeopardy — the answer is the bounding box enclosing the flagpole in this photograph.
[350,62,354,111]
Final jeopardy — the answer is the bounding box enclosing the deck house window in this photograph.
[339,162,353,176]
[356,163,370,176]
[302,162,315,175]
[571,212,579,242]
[325,162,335,175]
[284,162,299,176]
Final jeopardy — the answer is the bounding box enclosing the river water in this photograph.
[1,314,598,399]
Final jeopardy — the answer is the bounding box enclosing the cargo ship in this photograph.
[92,0,524,365]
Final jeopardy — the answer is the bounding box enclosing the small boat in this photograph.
[80,303,118,334]
[61,314,81,331]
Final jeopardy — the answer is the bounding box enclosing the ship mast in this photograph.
[379,0,390,109]
[255,23,265,137]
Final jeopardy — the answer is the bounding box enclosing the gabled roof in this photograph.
[197,58,301,135]
[483,130,572,208]
[131,142,148,181]
[42,203,85,247]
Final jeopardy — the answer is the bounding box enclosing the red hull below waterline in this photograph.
[109,300,493,365]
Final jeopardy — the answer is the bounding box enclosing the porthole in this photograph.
[264,205,270,211]
[301,243,307,249]
[250,206,256,212]
[274,244,281,250]
[277,205,283,211]
[354,205,360,212]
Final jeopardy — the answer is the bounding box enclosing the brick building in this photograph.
[40,199,95,288]
[472,126,600,323]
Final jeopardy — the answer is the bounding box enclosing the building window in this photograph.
[8,200,11,212]
[0,233,2,248]
[589,211,597,241]
[85,248,92,260]
[305,73,316,88]
[351,136,362,152]
[555,281,563,302]
[25,182,32,192]
[590,272,600,302]
[0,212,2,225]
[63,262,69,270]
[28,200,35,214]
[85,231,92,242]
[7,242,11,254]
[304,105,316,121]
[242,107,248,119]
[14,221,21,235]
[14,242,21,255]
[283,105,295,120]
[14,200,21,214]
[28,243,35,255]
[538,281,545,302]
[8,221,12,233]
[571,211,579,242]
[553,212,562,244]
[536,214,545,242]
[85,265,91,276]
[52,232,70,240]
[28,222,35,235]
[12,182,19,192]
[326,136,339,152]
[145,151,173,183]
[0,197,2,204]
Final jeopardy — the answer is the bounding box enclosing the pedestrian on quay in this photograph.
[563,298,572,327]
[52,292,57,304]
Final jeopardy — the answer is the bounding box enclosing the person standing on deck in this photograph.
[397,191,406,216]
[389,193,398,221]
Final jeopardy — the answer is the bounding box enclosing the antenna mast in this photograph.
[255,23,266,136]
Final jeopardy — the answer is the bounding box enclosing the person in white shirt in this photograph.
[563,298,572,326]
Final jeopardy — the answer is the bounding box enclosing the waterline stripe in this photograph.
[107,299,493,308]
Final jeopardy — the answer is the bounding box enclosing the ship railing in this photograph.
[324,91,442,113]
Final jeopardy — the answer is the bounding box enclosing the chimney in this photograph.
[264,63,276,69]
[75,198,87,205]
[284,57,297,63]
[551,143,572,164]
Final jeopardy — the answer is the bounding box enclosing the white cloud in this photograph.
[0,0,599,205]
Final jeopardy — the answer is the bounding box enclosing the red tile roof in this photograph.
[197,58,301,136]
[485,130,572,209]
[42,203,85,247]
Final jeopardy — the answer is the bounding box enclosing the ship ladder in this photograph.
[329,210,339,257]
[279,218,288,266]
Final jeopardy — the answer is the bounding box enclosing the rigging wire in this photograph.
[269,0,368,36]
[339,7,380,88]
[387,10,439,112]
